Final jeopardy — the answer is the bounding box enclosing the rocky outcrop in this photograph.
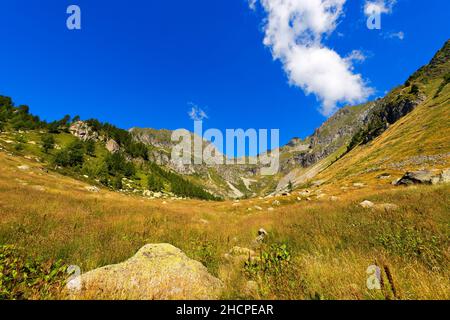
[396,169,449,186]
[105,139,120,153]
[66,244,223,300]
[69,121,99,141]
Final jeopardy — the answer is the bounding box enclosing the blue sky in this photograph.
[0,0,448,156]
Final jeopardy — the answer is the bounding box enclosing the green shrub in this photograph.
[147,174,164,192]
[244,244,291,278]
[105,153,135,178]
[41,134,55,153]
[410,84,420,95]
[53,140,84,168]
[111,175,123,190]
[0,245,67,300]
[84,140,96,157]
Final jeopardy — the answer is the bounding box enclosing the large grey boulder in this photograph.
[396,170,442,185]
[66,244,222,300]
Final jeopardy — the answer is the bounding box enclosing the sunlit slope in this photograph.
[317,78,449,186]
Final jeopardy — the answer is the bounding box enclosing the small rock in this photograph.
[272,200,280,206]
[330,196,339,201]
[31,185,45,191]
[254,206,263,211]
[440,169,450,183]
[375,203,399,211]
[17,165,30,171]
[85,186,100,193]
[353,183,365,188]
[229,246,256,257]
[359,200,375,209]
[255,228,268,243]
[258,228,268,236]
[267,207,274,212]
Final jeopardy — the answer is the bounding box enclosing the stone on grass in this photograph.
[359,200,375,209]
[65,244,222,300]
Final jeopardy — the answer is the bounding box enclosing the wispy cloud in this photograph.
[385,31,405,40]
[247,0,257,10]
[345,50,367,64]
[364,0,396,17]
[249,0,372,116]
[188,102,208,121]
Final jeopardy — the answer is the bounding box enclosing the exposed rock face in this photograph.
[106,139,120,154]
[69,121,99,141]
[66,244,222,300]
[396,170,442,185]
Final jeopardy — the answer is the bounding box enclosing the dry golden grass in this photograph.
[1,148,449,300]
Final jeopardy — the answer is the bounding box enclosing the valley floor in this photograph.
[0,150,449,300]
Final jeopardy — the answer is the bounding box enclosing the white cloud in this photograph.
[364,0,396,17]
[345,50,367,64]
[386,31,404,40]
[248,0,257,10]
[188,102,208,121]
[251,0,372,116]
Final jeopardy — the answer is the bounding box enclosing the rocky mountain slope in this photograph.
[125,40,449,197]
[273,39,449,193]
[1,40,448,200]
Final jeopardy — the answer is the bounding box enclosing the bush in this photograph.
[105,153,135,178]
[0,245,67,300]
[41,134,55,153]
[13,143,24,152]
[244,244,291,278]
[410,84,420,95]
[84,140,96,157]
[147,174,164,192]
[81,158,108,179]
[111,175,123,190]
[54,140,84,168]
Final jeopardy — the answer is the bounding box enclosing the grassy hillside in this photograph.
[0,41,449,300]
[0,150,448,299]
[0,101,219,201]
[315,53,450,188]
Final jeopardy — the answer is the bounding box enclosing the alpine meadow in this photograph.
[0,0,449,304]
